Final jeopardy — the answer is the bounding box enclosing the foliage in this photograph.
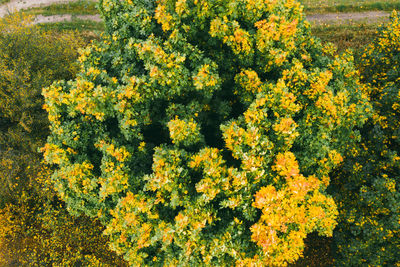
[291,233,333,266]
[0,13,127,266]
[0,13,83,206]
[331,11,400,266]
[0,164,127,266]
[43,0,369,265]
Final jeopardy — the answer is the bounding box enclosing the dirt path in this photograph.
[0,0,73,17]
[33,13,100,23]
[0,0,393,25]
[0,0,101,24]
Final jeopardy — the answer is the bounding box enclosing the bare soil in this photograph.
[0,0,73,17]
[34,13,100,23]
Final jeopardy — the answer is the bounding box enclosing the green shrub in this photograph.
[0,13,83,206]
[43,0,369,265]
[0,13,127,266]
[331,11,400,266]
[0,164,127,266]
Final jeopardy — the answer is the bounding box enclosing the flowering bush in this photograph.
[0,14,127,266]
[0,164,127,266]
[0,13,82,206]
[332,11,400,266]
[43,0,369,265]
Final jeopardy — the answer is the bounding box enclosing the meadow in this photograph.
[300,0,400,13]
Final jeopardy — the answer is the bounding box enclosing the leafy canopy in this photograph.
[43,0,369,265]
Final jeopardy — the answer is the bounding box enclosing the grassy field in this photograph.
[39,18,104,33]
[18,1,102,35]
[312,23,378,52]
[300,0,400,13]
[0,0,397,14]
[29,0,380,58]
[22,0,98,16]
[298,0,389,53]
[21,0,400,16]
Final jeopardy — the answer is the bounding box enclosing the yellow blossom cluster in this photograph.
[167,116,202,145]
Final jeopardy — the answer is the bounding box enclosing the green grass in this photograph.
[0,0,10,4]
[20,1,103,42]
[300,0,400,14]
[23,0,98,16]
[311,22,378,52]
[38,18,104,33]
[38,19,104,46]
